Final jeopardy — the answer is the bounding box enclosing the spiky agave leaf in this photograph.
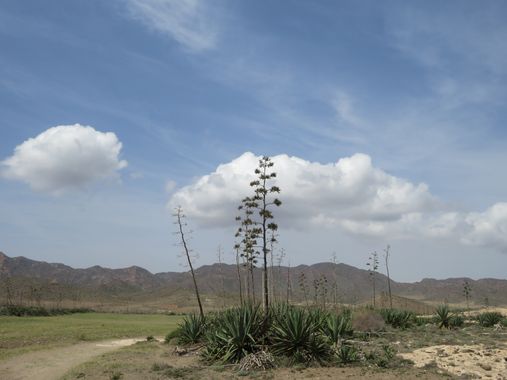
[271,308,330,363]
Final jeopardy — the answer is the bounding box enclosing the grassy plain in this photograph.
[0,312,181,360]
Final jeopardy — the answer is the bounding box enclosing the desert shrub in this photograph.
[477,312,504,327]
[379,309,414,329]
[176,313,206,344]
[449,314,465,328]
[381,344,396,360]
[321,312,353,344]
[270,307,331,363]
[351,309,385,332]
[335,344,358,364]
[435,305,451,329]
[364,344,397,368]
[201,304,263,363]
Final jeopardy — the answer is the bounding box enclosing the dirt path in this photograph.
[0,338,147,380]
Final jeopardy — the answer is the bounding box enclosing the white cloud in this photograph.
[461,203,507,253]
[124,0,219,52]
[168,152,507,253]
[168,152,437,228]
[1,124,127,194]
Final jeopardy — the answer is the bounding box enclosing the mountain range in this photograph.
[1,251,506,310]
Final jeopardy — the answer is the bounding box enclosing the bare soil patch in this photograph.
[400,343,507,379]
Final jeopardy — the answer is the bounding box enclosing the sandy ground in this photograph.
[0,338,148,380]
[400,343,507,379]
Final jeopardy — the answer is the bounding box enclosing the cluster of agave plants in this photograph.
[167,303,507,368]
[168,303,356,365]
[386,305,507,329]
[380,305,507,329]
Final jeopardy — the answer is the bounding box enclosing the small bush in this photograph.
[381,344,396,360]
[477,312,504,327]
[352,309,385,332]
[335,344,358,364]
[449,314,465,328]
[379,309,414,329]
[364,345,397,368]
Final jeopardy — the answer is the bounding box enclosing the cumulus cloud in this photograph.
[461,203,507,252]
[168,152,437,227]
[1,124,127,194]
[168,152,507,253]
[124,0,219,52]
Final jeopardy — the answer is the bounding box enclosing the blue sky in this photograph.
[1,1,507,281]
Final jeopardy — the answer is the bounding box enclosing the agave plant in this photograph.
[335,344,358,364]
[477,312,503,327]
[435,305,451,329]
[268,302,295,323]
[271,307,331,363]
[449,314,465,328]
[202,304,263,363]
[379,309,414,329]
[321,313,353,345]
[177,313,206,344]
[307,308,330,330]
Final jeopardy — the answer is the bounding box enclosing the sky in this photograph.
[1,0,507,282]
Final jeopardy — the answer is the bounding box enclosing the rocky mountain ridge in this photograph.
[1,251,506,306]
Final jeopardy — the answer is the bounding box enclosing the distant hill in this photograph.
[1,251,506,309]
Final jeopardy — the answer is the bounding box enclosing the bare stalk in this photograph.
[235,247,243,305]
[384,245,393,309]
[174,206,204,318]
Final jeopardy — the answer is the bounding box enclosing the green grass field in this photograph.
[0,312,181,360]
